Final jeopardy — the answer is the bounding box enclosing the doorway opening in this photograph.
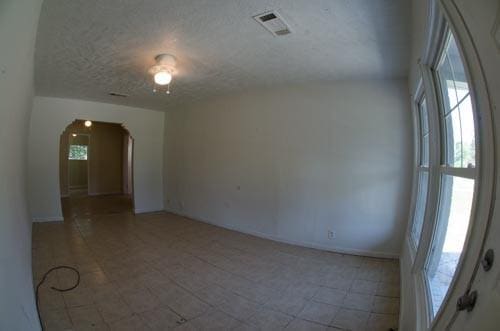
[59,119,134,218]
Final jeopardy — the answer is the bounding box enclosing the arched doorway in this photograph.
[59,119,134,218]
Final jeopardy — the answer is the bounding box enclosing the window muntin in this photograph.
[68,145,88,160]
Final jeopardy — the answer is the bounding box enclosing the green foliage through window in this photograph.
[68,145,88,160]
[455,140,475,168]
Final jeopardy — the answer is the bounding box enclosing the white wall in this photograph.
[164,80,412,258]
[29,97,165,220]
[0,0,42,330]
[408,0,431,93]
[401,1,500,330]
[399,2,430,330]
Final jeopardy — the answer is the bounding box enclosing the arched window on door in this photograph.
[424,31,477,316]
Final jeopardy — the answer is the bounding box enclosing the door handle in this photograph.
[457,290,477,312]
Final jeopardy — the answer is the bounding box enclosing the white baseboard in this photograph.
[164,209,399,259]
[33,216,64,223]
[134,208,165,215]
[88,191,123,196]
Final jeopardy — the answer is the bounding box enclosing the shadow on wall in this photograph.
[59,119,134,203]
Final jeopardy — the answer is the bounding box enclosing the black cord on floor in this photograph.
[35,266,80,331]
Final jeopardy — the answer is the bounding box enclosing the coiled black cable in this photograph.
[35,266,80,331]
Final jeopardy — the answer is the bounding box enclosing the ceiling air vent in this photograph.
[253,11,291,36]
[108,92,128,97]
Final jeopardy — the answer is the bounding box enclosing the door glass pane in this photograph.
[426,176,474,315]
[420,98,429,135]
[437,55,459,111]
[437,34,476,168]
[438,36,469,113]
[419,98,430,167]
[411,171,429,246]
[422,134,429,167]
[444,109,462,168]
[458,95,476,168]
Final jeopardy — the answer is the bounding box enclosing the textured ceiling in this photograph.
[35,0,411,111]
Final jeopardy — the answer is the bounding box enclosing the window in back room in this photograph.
[68,144,88,160]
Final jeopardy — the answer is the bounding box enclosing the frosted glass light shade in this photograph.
[154,71,172,85]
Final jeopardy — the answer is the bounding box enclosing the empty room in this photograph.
[1,0,500,330]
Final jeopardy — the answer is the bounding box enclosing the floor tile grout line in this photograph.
[35,210,400,330]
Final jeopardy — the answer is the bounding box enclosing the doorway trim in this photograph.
[59,119,136,217]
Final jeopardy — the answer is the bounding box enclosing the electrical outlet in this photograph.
[328,230,335,240]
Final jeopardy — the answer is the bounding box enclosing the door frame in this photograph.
[67,132,91,195]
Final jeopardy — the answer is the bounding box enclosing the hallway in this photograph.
[33,213,400,330]
[61,194,134,219]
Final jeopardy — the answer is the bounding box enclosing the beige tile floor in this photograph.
[33,211,400,330]
[61,194,134,219]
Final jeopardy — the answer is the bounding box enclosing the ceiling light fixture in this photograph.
[149,54,176,95]
[84,120,92,127]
